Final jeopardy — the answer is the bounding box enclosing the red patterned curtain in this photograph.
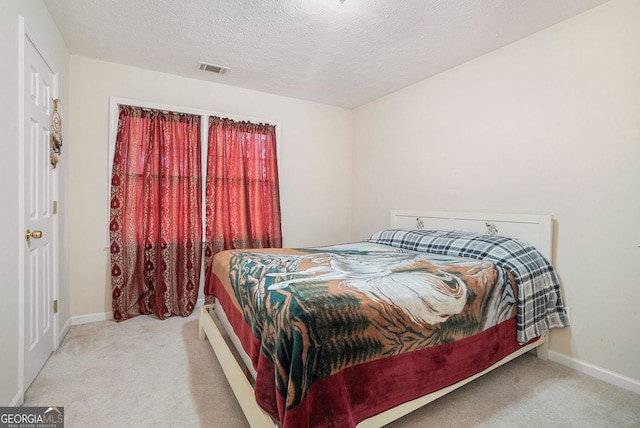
[110,106,202,321]
[203,117,282,289]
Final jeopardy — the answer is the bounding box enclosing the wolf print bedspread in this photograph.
[211,242,518,414]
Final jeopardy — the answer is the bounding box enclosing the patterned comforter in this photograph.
[366,229,570,343]
[208,241,523,426]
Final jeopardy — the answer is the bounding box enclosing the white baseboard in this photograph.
[58,317,72,344]
[9,390,23,406]
[70,299,204,326]
[71,311,114,325]
[549,350,640,395]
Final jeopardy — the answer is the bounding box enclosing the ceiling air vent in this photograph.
[198,62,229,75]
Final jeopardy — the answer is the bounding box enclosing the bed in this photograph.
[199,210,569,427]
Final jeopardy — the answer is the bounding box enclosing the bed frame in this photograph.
[199,210,553,427]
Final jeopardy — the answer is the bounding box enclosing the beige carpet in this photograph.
[24,312,640,427]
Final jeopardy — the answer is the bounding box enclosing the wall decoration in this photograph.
[50,98,63,168]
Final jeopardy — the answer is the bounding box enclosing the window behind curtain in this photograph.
[110,106,202,320]
[203,116,282,290]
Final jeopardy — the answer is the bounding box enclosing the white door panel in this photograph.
[23,34,57,391]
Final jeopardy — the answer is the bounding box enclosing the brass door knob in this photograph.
[25,229,43,241]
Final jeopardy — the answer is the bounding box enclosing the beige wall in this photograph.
[67,57,353,316]
[1,0,70,406]
[0,0,22,407]
[353,0,640,381]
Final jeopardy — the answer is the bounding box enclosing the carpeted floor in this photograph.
[23,312,640,427]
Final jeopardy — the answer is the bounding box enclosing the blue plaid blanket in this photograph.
[365,229,569,344]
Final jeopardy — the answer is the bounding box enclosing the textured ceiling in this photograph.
[44,0,610,108]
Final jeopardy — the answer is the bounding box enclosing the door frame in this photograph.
[18,16,60,399]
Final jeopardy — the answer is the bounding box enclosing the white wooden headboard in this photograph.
[390,210,553,260]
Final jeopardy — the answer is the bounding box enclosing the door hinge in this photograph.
[53,201,57,215]
[53,300,58,314]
